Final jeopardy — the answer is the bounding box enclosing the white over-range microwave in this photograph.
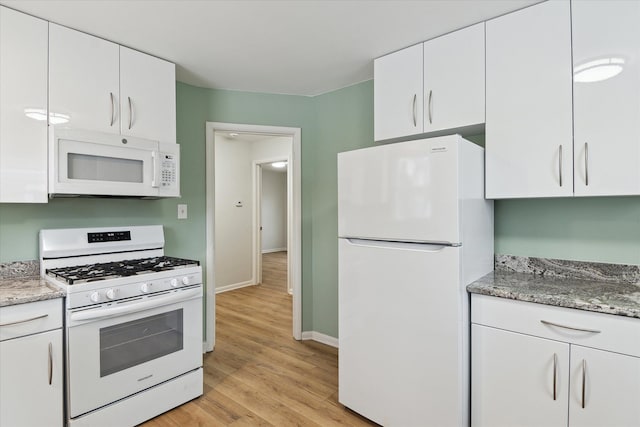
[49,128,180,198]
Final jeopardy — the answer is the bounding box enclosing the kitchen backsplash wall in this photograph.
[0,80,638,338]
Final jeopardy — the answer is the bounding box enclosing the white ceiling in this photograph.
[2,0,540,96]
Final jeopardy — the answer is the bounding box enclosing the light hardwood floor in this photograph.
[142,252,376,426]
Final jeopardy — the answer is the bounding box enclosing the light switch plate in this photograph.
[177,204,188,219]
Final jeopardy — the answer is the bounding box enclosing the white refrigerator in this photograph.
[338,134,493,426]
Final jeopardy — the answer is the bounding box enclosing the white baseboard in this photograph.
[261,247,287,254]
[215,280,254,294]
[301,331,338,348]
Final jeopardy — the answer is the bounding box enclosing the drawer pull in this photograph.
[584,142,589,186]
[428,89,433,124]
[0,313,48,327]
[109,92,115,126]
[581,359,587,409]
[412,94,417,127]
[558,145,563,187]
[48,342,53,385]
[552,353,558,400]
[540,320,601,334]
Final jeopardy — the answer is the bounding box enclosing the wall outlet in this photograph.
[177,204,188,219]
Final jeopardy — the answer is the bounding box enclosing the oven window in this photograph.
[99,309,183,377]
[68,153,144,183]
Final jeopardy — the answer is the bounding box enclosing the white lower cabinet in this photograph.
[0,299,63,427]
[471,294,640,427]
[569,345,640,427]
[472,325,569,427]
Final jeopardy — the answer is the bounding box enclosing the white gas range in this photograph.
[40,225,203,427]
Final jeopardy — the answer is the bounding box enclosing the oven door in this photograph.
[67,287,202,418]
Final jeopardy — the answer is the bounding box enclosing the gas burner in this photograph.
[46,256,200,285]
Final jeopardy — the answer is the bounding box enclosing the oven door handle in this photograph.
[70,288,201,322]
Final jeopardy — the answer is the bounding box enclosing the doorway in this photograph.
[205,122,302,351]
[255,160,290,295]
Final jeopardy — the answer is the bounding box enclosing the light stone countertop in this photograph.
[0,277,65,307]
[467,271,640,319]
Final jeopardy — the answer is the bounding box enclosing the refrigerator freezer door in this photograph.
[338,238,466,426]
[338,136,460,244]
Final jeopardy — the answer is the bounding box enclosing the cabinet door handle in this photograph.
[552,353,558,400]
[128,96,133,130]
[109,92,115,126]
[48,342,53,385]
[558,145,563,187]
[0,313,48,327]
[581,359,587,409]
[540,320,601,334]
[428,89,433,124]
[412,94,417,127]
[584,142,589,186]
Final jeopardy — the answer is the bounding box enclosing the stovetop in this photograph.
[46,256,200,285]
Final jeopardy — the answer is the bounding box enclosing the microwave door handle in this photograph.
[151,151,160,188]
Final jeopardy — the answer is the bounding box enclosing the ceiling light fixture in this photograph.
[271,161,287,168]
[574,57,625,83]
[229,132,239,138]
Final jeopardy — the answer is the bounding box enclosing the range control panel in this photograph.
[88,231,131,243]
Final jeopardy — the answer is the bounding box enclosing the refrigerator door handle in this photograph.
[344,238,451,252]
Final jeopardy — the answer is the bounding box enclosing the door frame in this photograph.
[205,122,302,351]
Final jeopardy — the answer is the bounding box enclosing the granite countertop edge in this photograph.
[467,271,640,319]
[0,276,65,307]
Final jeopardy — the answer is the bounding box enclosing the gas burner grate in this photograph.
[46,256,200,285]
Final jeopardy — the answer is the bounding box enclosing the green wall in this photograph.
[1,80,638,339]
[310,82,375,336]
[496,197,640,265]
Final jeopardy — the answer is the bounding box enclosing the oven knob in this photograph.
[106,289,116,300]
[90,292,100,303]
[170,278,179,287]
[140,283,151,293]
[182,276,190,285]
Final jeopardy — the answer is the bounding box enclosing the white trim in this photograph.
[205,122,303,348]
[215,280,255,294]
[262,247,287,254]
[301,331,339,348]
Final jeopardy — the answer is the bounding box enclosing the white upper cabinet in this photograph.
[423,23,485,134]
[572,0,640,196]
[49,23,120,135]
[0,6,48,203]
[120,47,176,143]
[374,44,423,141]
[49,25,176,143]
[374,24,486,142]
[485,0,573,199]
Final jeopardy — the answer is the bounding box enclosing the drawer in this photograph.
[0,299,63,341]
[471,294,640,357]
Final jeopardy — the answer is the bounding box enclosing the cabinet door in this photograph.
[485,0,573,198]
[0,329,63,427]
[423,23,484,133]
[0,6,48,203]
[472,325,569,427]
[120,46,176,143]
[569,345,640,427]
[572,1,640,196]
[374,44,423,141]
[49,23,120,134]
